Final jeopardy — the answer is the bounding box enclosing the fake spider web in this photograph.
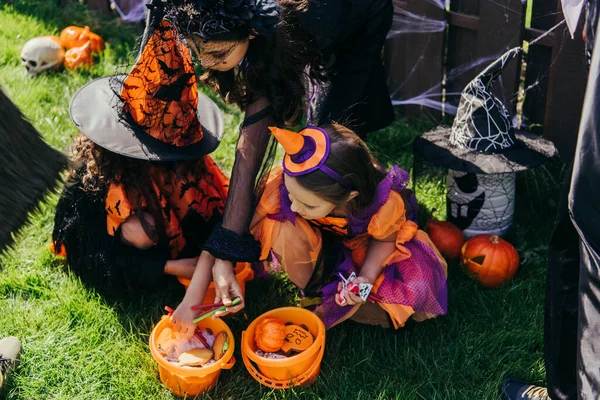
[449,77,515,153]
[448,47,521,153]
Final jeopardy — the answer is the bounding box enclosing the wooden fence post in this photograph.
[543,5,587,161]
[446,0,523,113]
[384,0,445,122]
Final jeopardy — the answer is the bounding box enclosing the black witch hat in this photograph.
[414,47,557,174]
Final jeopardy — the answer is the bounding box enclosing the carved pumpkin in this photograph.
[59,26,104,53]
[425,215,464,260]
[64,41,93,70]
[254,317,286,353]
[461,235,519,288]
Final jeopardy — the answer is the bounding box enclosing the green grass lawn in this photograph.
[0,1,561,398]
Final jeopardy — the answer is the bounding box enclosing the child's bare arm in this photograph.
[360,235,396,284]
[338,236,396,306]
[171,251,215,338]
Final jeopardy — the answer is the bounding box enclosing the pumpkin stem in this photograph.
[489,235,500,244]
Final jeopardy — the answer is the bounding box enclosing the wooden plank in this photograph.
[446,0,481,111]
[384,0,445,121]
[524,27,555,47]
[403,0,446,120]
[447,11,480,31]
[521,0,558,135]
[543,6,587,161]
[475,0,524,115]
[384,1,408,114]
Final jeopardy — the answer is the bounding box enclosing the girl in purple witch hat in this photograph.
[249,124,448,329]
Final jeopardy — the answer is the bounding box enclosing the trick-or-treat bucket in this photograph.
[241,307,325,389]
[149,315,235,397]
[177,262,254,305]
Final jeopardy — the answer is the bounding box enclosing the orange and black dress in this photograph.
[251,166,448,329]
[52,156,228,297]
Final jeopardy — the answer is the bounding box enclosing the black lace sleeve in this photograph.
[204,98,275,261]
[52,172,170,298]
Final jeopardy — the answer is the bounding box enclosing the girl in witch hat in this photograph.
[249,124,448,329]
[161,0,394,318]
[52,12,229,304]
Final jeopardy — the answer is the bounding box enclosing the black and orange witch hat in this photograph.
[69,8,223,161]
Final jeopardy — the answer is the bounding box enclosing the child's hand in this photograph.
[212,259,245,318]
[170,302,197,339]
[335,276,371,306]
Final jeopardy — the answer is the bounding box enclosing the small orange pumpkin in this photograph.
[425,215,464,260]
[64,41,93,70]
[60,26,104,53]
[48,241,67,257]
[254,317,286,353]
[461,235,519,288]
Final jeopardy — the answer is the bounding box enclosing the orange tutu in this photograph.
[251,167,448,329]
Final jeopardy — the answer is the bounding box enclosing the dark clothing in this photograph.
[569,6,600,395]
[543,2,600,399]
[53,170,220,298]
[541,1,600,398]
[544,167,579,400]
[208,0,395,261]
[302,0,394,135]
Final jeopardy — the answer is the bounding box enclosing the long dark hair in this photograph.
[295,124,388,213]
[198,1,325,125]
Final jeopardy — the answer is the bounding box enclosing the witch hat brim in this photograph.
[70,75,224,161]
[413,126,557,174]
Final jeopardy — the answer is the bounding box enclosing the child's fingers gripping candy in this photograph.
[335,276,372,306]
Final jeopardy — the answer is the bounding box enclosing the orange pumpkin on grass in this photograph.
[60,26,104,53]
[425,215,464,260]
[254,317,286,353]
[64,41,93,70]
[460,235,519,288]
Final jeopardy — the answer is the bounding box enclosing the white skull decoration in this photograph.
[20,36,64,76]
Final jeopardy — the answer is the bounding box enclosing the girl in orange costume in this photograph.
[251,124,448,328]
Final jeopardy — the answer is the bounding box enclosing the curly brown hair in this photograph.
[70,135,213,237]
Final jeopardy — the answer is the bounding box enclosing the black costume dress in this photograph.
[301,0,394,136]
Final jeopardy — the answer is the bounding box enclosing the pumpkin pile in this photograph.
[157,327,230,368]
[460,234,519,288]
[20,26,105,74]
[254,317,314,359]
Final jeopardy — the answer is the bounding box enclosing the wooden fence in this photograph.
[384,0,589,161]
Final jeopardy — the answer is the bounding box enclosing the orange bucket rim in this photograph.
[149,315,235,377]
[178,262,253,287]
[241,330,325,389]
[241,307,325,367]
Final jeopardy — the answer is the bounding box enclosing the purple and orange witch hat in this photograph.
[269,126,354,189]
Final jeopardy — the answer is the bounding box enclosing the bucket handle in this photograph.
[221,355,236,370]
[241,331,325,389]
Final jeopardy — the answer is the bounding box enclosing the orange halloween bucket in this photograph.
[177,262,254,305]
[241,307,326,389]
[149,315,235,397]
